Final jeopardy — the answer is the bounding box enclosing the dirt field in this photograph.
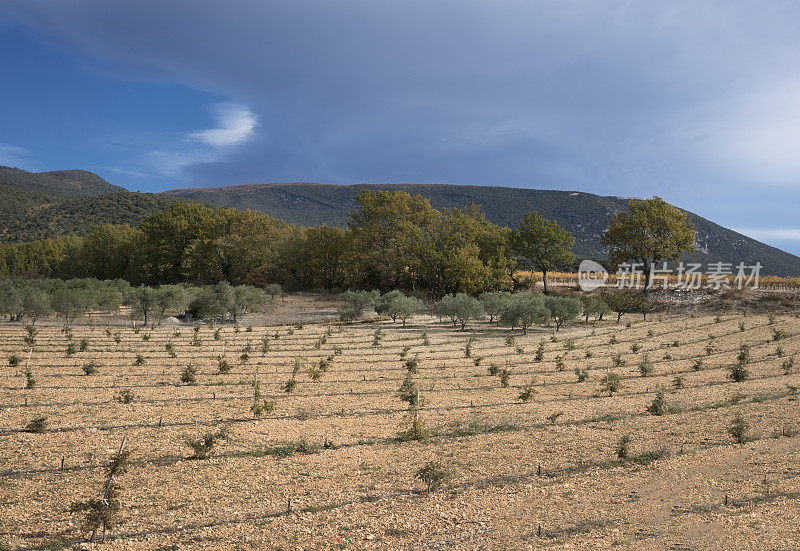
[1,297,799,550]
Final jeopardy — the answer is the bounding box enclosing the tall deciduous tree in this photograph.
[601,197,695,292]
[512,212,575,294]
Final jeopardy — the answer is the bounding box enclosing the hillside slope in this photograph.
[164,182,800,276]
[0,166,125,197]
[0,191,181,242]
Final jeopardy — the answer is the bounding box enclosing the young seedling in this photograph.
[186,428,228,459]
[727,413,749,444]
[25,368,36,389]
[600,371,622,395]
[574,367,589,382]
[8,354,21,368]
[534,341,545,362]
[181,364,198,385]
[415,460,452,492]
[83,362,99,375]
[547,411,564,424]
[134,354,145,366]
[115,389,135,404]
[25,416,48,433]
[638,354,653,377]
[499,368,511,388]
[518,379,536,402]
[782,357,795,375]
[616,434,632,461]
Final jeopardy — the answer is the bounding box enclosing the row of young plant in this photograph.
[0,278,281,325]
[9,337,797,440]
[0,317,779,389]
[7,317,790,400]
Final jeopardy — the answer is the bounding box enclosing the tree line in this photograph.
[0,189,694,296]
[0,278,277,325]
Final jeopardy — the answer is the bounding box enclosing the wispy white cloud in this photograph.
[0,143,35,169]
[189,103,256,148]
[144,102,257,177]
[734,228,800,241]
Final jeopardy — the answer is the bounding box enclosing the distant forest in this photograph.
[0,190,535,297]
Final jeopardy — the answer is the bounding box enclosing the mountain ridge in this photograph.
[0,165,797,276]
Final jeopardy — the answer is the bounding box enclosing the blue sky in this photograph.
[1,1,800,255]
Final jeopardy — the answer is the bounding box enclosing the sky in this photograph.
[1,1,799,254]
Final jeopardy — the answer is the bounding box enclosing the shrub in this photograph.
[673,375,685,389]
[638,354,653,377]
[499,368,511,388]
[630,343,641,353]
[181,364,198,385]
[727,414,749,444]
[405,357,419,374]
[217,356,231,374]
[115,389,135,403]
[82,362,99,375]
[585,349,593,359]
[616,434,632,460]
[600,371,622,395]
[261,337,270,354]
[134,354,145,366]
[555,356,566,371]
[487,363,500,376]
[782,358,795,375]
[505,335,516,347]
[647,388,670,415]
[25,368,36,389]
[692,358,704,371]
[574,367,589,382]
[739,321,746,332]
[79,338,89,351]
[534,340,545,362]
[609,335,618,345]
[580,295,610,322]
[283,379,297,393]
[25,416,48,433]
[564,339,576,351]
[186,428,227,459]
[251,380,275,417]
[8,354,21,368]
[65,343,76,357]
[415,460,452,492]
[518,380,536,402]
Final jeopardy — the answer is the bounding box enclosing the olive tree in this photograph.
[479,291,511,323]
[437,293,483,331]
[338,290,379,322]
[154,285,189,323]
[580,295,610,322]
[126,286,158,325]
[500,292,550,334]
[387,295,426,327]
[543,295,583,331]
[374,290,405,321]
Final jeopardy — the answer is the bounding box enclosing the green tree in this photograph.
[127,286,158,325]
[499,292,550,334]
[387,295,426,327]
[601,196,695,292]
[512,212,575,294]
[479,291,510,323]
[153,285,189,323]
[435,293,483,331]
[543,295,582,331]
[579,295,610,322]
